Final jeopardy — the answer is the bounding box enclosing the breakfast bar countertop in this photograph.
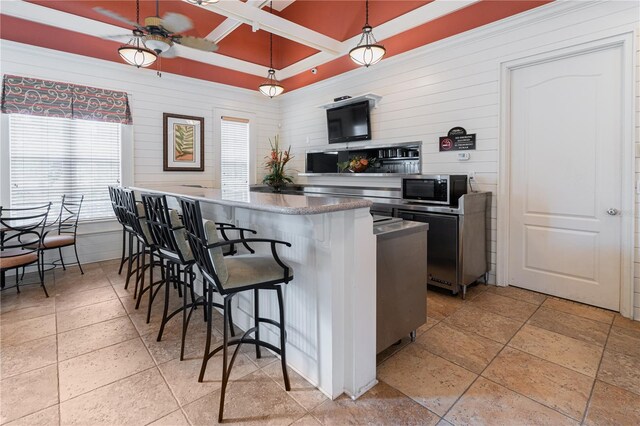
[130,185,372,215]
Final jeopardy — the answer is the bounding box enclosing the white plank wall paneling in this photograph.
[0,40,281,265]
[1,0,638,317]
[273,1,639,317]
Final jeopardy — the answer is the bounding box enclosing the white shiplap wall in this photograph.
[0,41,281,263]
[275,1,640,317]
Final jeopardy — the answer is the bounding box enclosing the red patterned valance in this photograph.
[1,74,132,124]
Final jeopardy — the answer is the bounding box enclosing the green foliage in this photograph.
[262,135,294,190]
[174,124,194,158]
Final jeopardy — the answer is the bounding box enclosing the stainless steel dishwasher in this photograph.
[396,192,490,298]
[373,216,428,353]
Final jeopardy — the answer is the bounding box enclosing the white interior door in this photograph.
[508,45,623,311]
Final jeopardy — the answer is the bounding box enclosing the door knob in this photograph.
[607,208,619,216]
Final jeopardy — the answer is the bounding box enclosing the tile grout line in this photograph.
[488,299,600,423]
[580,318,614,425]
[379,289,535,424]
[438,295,546,425]
[113,277,187,426]
[473,297,607,423]
[54,271,62,426]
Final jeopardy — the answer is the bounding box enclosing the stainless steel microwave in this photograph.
[402,175,468,205]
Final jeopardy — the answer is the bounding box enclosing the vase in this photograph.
[268,182,284,193]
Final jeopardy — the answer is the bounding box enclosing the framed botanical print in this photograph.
[163,113,204,171]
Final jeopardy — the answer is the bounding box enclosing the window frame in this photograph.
[213,108,257,190]
[0,113,134,230]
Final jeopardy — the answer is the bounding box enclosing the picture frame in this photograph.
[163,113,204,171]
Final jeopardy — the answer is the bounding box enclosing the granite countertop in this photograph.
[130,185,372,215]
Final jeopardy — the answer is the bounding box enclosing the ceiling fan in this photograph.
[95,0,218,65]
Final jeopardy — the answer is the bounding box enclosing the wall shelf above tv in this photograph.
[319,93,382,110]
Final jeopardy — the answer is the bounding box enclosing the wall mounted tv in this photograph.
[326,100,371,144]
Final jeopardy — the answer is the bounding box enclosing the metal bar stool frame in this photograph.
[141,193,202,360]
[179,197,292,422]
[120,189,166,324]
[108,185,133,275]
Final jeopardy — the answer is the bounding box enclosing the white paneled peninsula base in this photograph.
[131,185,377,400]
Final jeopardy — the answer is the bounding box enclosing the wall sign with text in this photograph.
[439,127,476,151]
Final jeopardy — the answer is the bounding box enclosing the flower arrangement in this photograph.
[263,135,293,192]
[338,156,375,173]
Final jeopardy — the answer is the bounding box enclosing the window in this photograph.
[9,115,121,220]
[220,116,250,192]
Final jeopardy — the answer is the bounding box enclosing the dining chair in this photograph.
[32,195,84,274]
[0,203,51,296]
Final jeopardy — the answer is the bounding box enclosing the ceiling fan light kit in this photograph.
[259,1,284,98]
[144,34,173,54]
[350,0,386,67]
[118,30,158,68]
[102,0,217,69]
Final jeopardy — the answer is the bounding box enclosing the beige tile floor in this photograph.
[1,260,640,425]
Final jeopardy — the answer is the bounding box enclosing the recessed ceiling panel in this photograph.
[216,24,319,68]
[279,0,432,42]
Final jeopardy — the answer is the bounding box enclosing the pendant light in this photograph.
[349,0,386,67]
[185,0,220,5]
[258,2,284,98]
[118,0,157,68]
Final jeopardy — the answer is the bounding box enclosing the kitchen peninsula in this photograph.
[131,185,377,400]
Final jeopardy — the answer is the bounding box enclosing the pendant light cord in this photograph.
[136,0,140,24]
[269,1,274,70]
[365,0,369,26]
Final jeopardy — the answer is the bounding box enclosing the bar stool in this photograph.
[108,186,132,275]
[179,197,293,422]
[120,189,164,323]
[142,192,219,361]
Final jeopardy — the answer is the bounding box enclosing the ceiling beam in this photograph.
[199,0,343,55]
[206,0,269,45]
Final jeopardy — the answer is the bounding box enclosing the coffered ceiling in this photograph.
[0,0,552,93]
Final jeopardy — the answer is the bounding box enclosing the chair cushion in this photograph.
[169,209,193,262]
[135,202,154,243]
[204,220,228,284]
[40,234,75,249]
[0,251,38,270]
[223,254,293,290]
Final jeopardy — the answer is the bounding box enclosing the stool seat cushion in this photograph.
[0,251,38,269]
[223,255,293,290]
[135,202,154,243]
[169,209,194,262]
[39,234,75,248]
[204,220,228,283]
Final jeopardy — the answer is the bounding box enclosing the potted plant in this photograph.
[263,135,294,192]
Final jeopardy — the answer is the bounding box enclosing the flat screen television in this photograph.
[326,100,371,144]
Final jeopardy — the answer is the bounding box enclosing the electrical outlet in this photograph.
[468,171,476,180]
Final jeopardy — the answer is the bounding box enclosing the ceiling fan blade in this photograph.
[161,12,193,34]
[93,7,143,30]
[103,34,136,43]
[174,36,218,52]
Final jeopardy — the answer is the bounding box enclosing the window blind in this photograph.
[9,114,121,220]
[220,116,250,193]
